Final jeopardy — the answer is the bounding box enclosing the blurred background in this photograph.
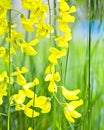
[0,0,104,130]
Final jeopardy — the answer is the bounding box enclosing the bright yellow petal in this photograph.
[57,49,66,58]
[23,89,35,98]
[23,82,34,89]
[28,127,33,130]
[24,46,37,56]
[29,39,39,46]
[0,47,5,57]
[48,54,57,65]
[35,96,51,113]
[16,75,26,86]
[64,106,75,123]
[33,78,39,85]
[70,110,81,118]
[24,106,39,118]
[60,2,70,12]
[48,81,57,93]
[21,67,28,73]
[61,86,80,100]
[69,6,76,13]
[45,64,55,74]
[68,99,83,109]
[54,72,61,82]
[0,96,3,105]
[45,74,53,81]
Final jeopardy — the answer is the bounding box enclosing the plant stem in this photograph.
[48,0,52,46]
[64,46,70,85]
[7,9,12,130]
[88,0,91,129]
[53,93,63,106]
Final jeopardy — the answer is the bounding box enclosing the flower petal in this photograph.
[24,106,39,118]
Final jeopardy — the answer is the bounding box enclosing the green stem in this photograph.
[64,46,70,85]
[88,0,91,129]
[53,93,63,107]
[0,113,7,116]
[48,0,52,46]
[7,9,12,130]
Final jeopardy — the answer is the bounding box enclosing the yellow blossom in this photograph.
[0,71,8,105]
[11,67,28,76]
[20,39,39,56]
[35,96,51,113]
[48,47,66,65]
[0,0,12,9]
[11,67,28,86]
[20,15,34,32]
[21,0,33,10]
[45,72,61,92]
[28,127,33,130]
[16,74,26,86]
[6,30,23,49]
[55,36,70,48]
[0,88,7,105]
[35,22,53,38]
[30,0,48,23]
[64,99,83,123]
[10,90,25,110]
[23,78,39,89]
[24,96,51,117]
[23,89,37,98]
[24,106,39,118]
[61,86,80,100]
[45,64,55,75]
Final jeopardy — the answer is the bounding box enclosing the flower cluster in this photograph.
[21,0,53,38]
[44,0,83,123]
[0,0,83,129]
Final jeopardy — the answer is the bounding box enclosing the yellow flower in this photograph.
[6,30,23,49]
[59,1,70,12]
[11,67,28,76]
[23,78,39,89]
[30,0,48,23]
[64,99,83,123]
[0,47,11,62]
[20,15,34,32]
[24,106,39,118]
[23,89,37,98]
[45,72,61,92]
[59,2,76,14]
[58,22,71,32]
[16,74,26,86]
[0,71,8,105]
[11,67,28,86]
[0,0,12,9]
[24,96,51,117]
[20,39,39,56]
[0,47,5,57]
[45,64,55,75]
[28,127,33,130]
[0,71,7,82]
[35,96,51,113]
[48,47,66,65]
[21,0,33,10]
[55,36,70,48]
[10,90,25,110]
[35,22,53,38]
[0,88,7,105]
[61,86,80,100]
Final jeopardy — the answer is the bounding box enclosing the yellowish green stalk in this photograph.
[88,0,91,129]
[48,0,52,46]
[7,9,11,130]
